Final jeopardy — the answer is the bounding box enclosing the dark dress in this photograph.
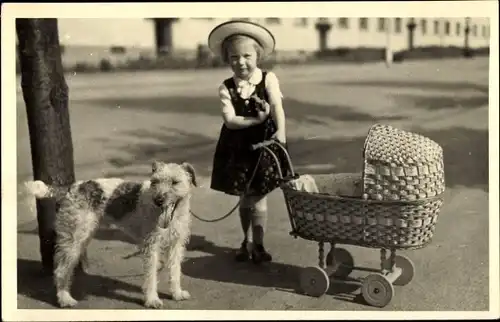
[210,71,290,197]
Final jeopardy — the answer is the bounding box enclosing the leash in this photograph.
[189,145,266,223]
[122,139,285,260]
[190,114,276,224]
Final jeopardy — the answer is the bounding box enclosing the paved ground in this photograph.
[14,57,492,311]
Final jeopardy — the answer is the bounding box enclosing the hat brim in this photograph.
[208,20,276,58]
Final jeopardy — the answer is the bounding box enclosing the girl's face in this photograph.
[226,37,260,79]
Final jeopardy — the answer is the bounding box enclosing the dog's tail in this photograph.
[24,180,57,199]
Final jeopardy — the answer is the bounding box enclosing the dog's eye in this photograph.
[172,180,180,185]
[150,179,159,185]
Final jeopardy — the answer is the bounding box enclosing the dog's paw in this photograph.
[171,289,191,301]
[144,296,163,309]
[57,291,78,308]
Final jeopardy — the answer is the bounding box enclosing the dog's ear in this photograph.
[152,161,162,173]
[181,162,197,187]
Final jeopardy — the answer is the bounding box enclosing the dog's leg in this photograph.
[54,209,98,308]
[54,236,84,308]
[142,244,163,309]
[165,242,190,301]
[76,237,93,275]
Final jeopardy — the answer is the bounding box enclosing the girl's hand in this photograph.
[256,100,270,122]
[272,131,286,144]
[251,94,269,112]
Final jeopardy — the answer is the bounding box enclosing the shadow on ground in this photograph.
[185,234,367,305]
[17,232,369,307]
[324,80,489,95]
[82,81,488,191]
[85,95,407,124]
[17,258,156,308]
[326,80,489,111]
[94,125,488,191]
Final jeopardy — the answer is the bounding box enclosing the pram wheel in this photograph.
[300,266,330,297]
[392,255,415,286]
[326,247,354,278]
[361,273,394,308]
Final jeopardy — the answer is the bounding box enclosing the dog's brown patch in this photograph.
[77,180,106,211]
[104,182,142,220]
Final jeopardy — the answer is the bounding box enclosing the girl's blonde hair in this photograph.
[221,34,264,64]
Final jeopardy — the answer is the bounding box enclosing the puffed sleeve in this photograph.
[265,71,284,100]
[219,83,235,119]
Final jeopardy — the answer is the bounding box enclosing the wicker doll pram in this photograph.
[251,124,445,308]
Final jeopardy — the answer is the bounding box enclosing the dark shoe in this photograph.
[251,244,272,264]
[235,241,251,262]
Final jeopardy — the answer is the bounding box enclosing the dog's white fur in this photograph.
[24,161,196,309]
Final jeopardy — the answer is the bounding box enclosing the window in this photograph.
[444,20,450,35]
[359,17,369,31]
[456,22,461,36]
[421,19,427,34]
[434,20,440,34]
[294,18,308,27]
[338,17,349,29]
[472,24,477,36]
[110,46,126,55]
[394,18,402,33]
[378,18,386,32]
[483,25,489,38]
[265,18,281,25]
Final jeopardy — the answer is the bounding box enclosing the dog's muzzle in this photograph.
[153,198,162,208]
[157,199,180,229]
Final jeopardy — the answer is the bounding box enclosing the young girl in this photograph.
[208,20,290,264]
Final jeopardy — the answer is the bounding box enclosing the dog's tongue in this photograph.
[158,202,176,228]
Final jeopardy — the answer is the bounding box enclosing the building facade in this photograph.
[58,17,491,51]
[50,17,490,68]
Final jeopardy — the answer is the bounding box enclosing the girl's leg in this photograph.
[248,194,272,264]
[239,197,253,242]
[235,196,253,262]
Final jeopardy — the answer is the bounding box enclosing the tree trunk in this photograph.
[16,18,76,275]
[153,18,174,57]
[464,18,472,57]
[385,18,393,67]
[315,22,332,52]
[407,18,416,51]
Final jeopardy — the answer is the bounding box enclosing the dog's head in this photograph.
[149,161,197,214]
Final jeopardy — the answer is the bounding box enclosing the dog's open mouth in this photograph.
[158,201,178,228]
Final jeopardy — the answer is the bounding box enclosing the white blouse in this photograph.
[218,68,283,119]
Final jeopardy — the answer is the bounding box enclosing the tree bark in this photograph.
[153,18,175,57]
[407,18,416,51]
[16,18,76,275]
[315,20,332,52]
[464,18,472,57]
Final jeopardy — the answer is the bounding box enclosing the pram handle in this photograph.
[251,139,299,235]
[250,140,277,151]
[250,139,296,179]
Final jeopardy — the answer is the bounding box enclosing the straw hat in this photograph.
[208,20,276,58]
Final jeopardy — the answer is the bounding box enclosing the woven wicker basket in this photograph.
[276,124,445,249]
[282,186,444,249]
[362,124,445,201]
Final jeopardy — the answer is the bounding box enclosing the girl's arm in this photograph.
[219,84,263,130]
[266,72,286,142]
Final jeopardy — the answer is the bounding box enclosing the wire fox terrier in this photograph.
[25,161,197,309]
